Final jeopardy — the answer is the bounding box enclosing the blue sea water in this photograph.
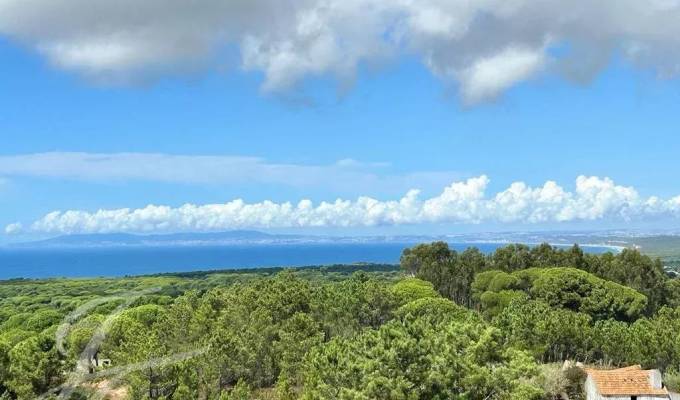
[0,242,616,280]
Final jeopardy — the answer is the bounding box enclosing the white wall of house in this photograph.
[585,376,630,400]
[638,397,673,400]
[650,370,664,389]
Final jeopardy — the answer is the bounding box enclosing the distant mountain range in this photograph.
[6,229,671,250]
[7,230,449,249]
[8,230,299,248]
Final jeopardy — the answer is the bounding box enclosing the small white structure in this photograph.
[90,357,111,368]
[585,365,670,400]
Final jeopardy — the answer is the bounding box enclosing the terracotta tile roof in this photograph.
[586,365,670,396]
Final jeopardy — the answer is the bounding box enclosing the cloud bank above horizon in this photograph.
[2,0,680,103]
[7,175,680,235]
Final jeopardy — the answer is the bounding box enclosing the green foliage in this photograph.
[534,364,568,399]
[494,297,594,362]
[301,298,543,400]
[587,249,668,312]
[394,296,472,325]
[23,309,63,332]
[391,277,439,304]
[591,319,636,366]
[311,272,398,338]
[0,313,32,332]
[664,278,680,308]
[403,242,669,315]
[0,329,33,347]
[6,333,63,399]
[530,268,647,321]
[479,290,526,319]
[400,242,486,307]
[0,339,9,391]
[173,383,194,400]
[225,379,252,400]
[0,245,678,399]
[497,297,680,371]
[209,272,319,388]
[664,368,680,392]
[0,264,405,399]
[473,267,647,321]
[625,307,680,369]
[66,314,104,357]
[562,366,586,400]
[122,303,166,327]
[490,244,534,272]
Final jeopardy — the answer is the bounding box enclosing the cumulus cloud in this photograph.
[0,152,458,195]
[1,0,680,102]
[9,175,680,235]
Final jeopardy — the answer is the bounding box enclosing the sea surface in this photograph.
[0,242,616,280]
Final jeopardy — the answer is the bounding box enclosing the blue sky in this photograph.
[1,0,680,239]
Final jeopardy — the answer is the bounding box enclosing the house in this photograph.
[585,365,670,400]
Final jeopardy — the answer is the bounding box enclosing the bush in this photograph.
[563,366,587,400]
[535,364,568,399]
[223,379,251,400]
[664,368,680,392]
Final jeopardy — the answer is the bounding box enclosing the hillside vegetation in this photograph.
[1,244,679,399]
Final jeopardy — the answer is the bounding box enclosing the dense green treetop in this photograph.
[472,267,647,321]
[401,241,669,314]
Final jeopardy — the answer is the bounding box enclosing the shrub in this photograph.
[535,364,568,399]
[664,368,680,392]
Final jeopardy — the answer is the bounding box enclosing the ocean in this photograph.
[0,242,616,280]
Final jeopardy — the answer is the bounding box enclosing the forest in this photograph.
[1,243,680,399]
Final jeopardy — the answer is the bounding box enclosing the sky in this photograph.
[1,0,680,241]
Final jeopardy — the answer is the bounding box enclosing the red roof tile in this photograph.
[586,366,669,396]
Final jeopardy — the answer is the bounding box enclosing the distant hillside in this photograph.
[6,231,445,249]
[616,235,680,258]
[9,230,679,263]
[9,230,303,248]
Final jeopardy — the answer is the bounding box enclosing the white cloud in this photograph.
[1,0,680,102]
[4,223,22,235]
[9,175,680,235]
[458,46,547,104]
[0,152,459,195]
